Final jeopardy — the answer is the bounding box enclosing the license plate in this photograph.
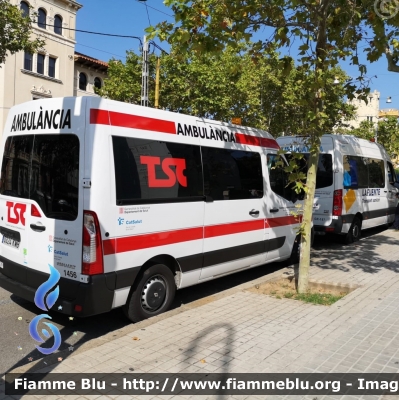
[2,235,20,249]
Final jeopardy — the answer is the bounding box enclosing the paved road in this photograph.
[0,226,387,377]
[0,253,287,376]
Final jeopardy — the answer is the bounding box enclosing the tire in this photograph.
[123,263,176,323]
[343,217,361,245]
[288,234,301,265]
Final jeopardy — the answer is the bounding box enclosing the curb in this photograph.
[8,264,294,374]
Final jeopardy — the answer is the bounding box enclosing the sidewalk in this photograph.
[2,228,399,400]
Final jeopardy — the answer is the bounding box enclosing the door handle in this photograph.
[249,210,260,216]
[270,208,279,213]
[30,224,46,232]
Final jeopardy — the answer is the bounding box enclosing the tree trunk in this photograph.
[297,145,319,293]
[297,0,329,293]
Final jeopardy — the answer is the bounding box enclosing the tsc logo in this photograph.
[6,201,26,225]
[140,156,187,188]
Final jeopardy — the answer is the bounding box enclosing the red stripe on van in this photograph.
[103,227,203,256]
[103,216,300,255]
[235,133,280,149]
[90,109,176,134]
[268,215,302,227]
[103,238,116,255]
[205,219,264,238]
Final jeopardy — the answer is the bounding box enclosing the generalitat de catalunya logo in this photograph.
[28,264,62,355]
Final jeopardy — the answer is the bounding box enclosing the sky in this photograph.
[74,0,399,112]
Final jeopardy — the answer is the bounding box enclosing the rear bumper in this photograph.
[0,256,138,317]
[314,215,348,235]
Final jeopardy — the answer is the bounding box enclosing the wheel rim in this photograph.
[352,224,360,239]
[141,275,167,313]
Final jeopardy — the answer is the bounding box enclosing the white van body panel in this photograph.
[277,134,398,237]
[0,97,303,318]
[0,98,86,284]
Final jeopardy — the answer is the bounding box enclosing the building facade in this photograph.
[344,90,381,129]
[0,0,108,133]
[74,52,108,97]
[379,108,399,119]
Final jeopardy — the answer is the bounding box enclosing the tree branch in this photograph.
[385,47,399,73]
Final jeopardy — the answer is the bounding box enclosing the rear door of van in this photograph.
[0,97,86,290]
[313,137,334,228]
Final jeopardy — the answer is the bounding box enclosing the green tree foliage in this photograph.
[336,120,376,140]
[97,52,143,103]
[147,0,399,292]
[0,0,45,65]
[336,116,399,160]
[375,116,399,160]
[100,46,353,137]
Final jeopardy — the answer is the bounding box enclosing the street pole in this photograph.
[141,36,149,107]
[154,57,160,109]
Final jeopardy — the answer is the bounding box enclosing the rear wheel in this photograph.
[343,217,361,244]
[123,263,176,323]
[288,228,314,265]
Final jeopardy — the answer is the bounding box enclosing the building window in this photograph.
[49,57,56,78]
[54,15,62,35]
[20,1,29,17]
[94,77,102,90]
[79,73,87,91]
[38,8,46,29]
[24,52,33,71]
[37,54,45,74]
[367,116,373,122]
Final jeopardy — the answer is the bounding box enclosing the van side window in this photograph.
[112,136,203,205]
[367,158,385,188]
[343,155,366,189]
[267,154,295,201]
[0,135,80,221]
[201,148,263,200]
[388,162,397,185]
[343,155,385,189]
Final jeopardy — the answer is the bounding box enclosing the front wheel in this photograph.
[123,264,176,322]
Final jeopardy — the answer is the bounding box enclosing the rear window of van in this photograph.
[286,153,333,189]
[0,135,79,221]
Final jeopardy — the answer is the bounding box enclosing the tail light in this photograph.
[82,210,103,275]
[31,204,41,217]
[333,189,343,216]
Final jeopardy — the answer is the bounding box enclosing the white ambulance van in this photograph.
[0,97,304,322]
[277,134,399,244]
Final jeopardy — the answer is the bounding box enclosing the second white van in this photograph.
[277,134,399,243]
